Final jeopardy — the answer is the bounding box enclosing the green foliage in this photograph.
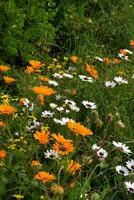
[0,0,57,64]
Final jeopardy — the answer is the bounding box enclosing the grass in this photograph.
[0,44,134,200]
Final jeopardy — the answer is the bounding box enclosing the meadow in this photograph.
[0,42,134,200]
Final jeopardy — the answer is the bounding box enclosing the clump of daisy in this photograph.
[41,110,54,118]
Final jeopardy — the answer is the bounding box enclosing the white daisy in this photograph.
[105,81,116,88]
[41,110,54,118]
[48,80,59,86]
[63,73,73,79]
[112,141,132,154]
[115,165,129,176]
[65,99,76,106]
[69,105,80,112]
[53,73,63,79]
[53,118,70,125]
[124,181,134,193]
[49,103,57,109]
[94,56,103,62]
[113,76,128,84]
[92,144,100,151]
[27,120,42,132]
[56,106,64,112]
[82,100,97,109]
[68,66,76,71]
[96,148,108,160]
[79,75,94,82]
[44,149,59,159]
[126,160,134,171]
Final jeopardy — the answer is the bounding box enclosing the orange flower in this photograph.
[34,130,49,144]
[52,133,72,143]
[31,160,42,166]
[52,133,74,156]
[130,40,134,48]
[103,58,112,64]
[53,142,74,156]
[29,60,44,69]
[0,150,7,159]
[34,171,56,183]
[0,65,10,72]
[86,64,99,80]
[113,58,121,64]
[119,49,127,56]
[67,160,81,175]
[70,56,78,63]
[19,98,27,106]
[24,66,36,74]
[0,121,5,126]
[39,76,49,82]
[67,120,93,136]
[51,184,64,194]
[32,86,56,96]
[3,76,16,84]
[0,104,17,115]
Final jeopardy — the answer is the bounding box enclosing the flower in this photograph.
[24,66,36,74]
[86,64,99,80]
[96,148,108,160]
[124,181,134,193]
[126,160,134,171]
[112,141,132,154]
[53,118,70,126]
[63,73,73,79]
[12,194,24,199]
[52,133,74,156]
[49,103,57,109]
[52,73,63,79]
[82,100,97,109]
[29,60,44,69]
[116,120,125,128]
[92,144,100,151]
[65,99,76,106]
[41,110,54,118]
[67,160,81,175]
[79,75,94,82]
[94,56,103,62]
[103,58,112,64]
[113,76,128,84]
[34,171,56,183]
[0,150,7,158]
[31,160,42,166]
[113,58,121,64]
[44,149,59,159]
[34,130,49,144]
[115,165,129,176]
[39,76,49,82]
[51,184,64,194]
[32,86,56,96]
[27,120,42,132]
[0,65,10,72]
[3,76,16,84]
[67,120,93,136]
[48,80,59,86]
[0,104,17,115]
[105,81,116,88]
[70,55,78,63]
[130,40,134,48]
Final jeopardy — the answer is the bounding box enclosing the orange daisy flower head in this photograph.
[32,86,56,96]
[52,133,72,144]
[53,141,74,156]
[29,60,44,69]
[130,40,134,48]
[34,171,56,183]
[24,66,36,74]
[103,58,112,64]
[31,160,42,166]
[67,120,93,136]
[86,64,99,80]
[0,65,10,72]
[113,58,121,64]
[0,104,17,115]
[0,150,7,159]
[34,130,49,144]
[67,160,81,175]
[39,76,49,82]
[3,76,16,84]
[51,184,64,194]
[70,55,78,63]
[119,49,127,56]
